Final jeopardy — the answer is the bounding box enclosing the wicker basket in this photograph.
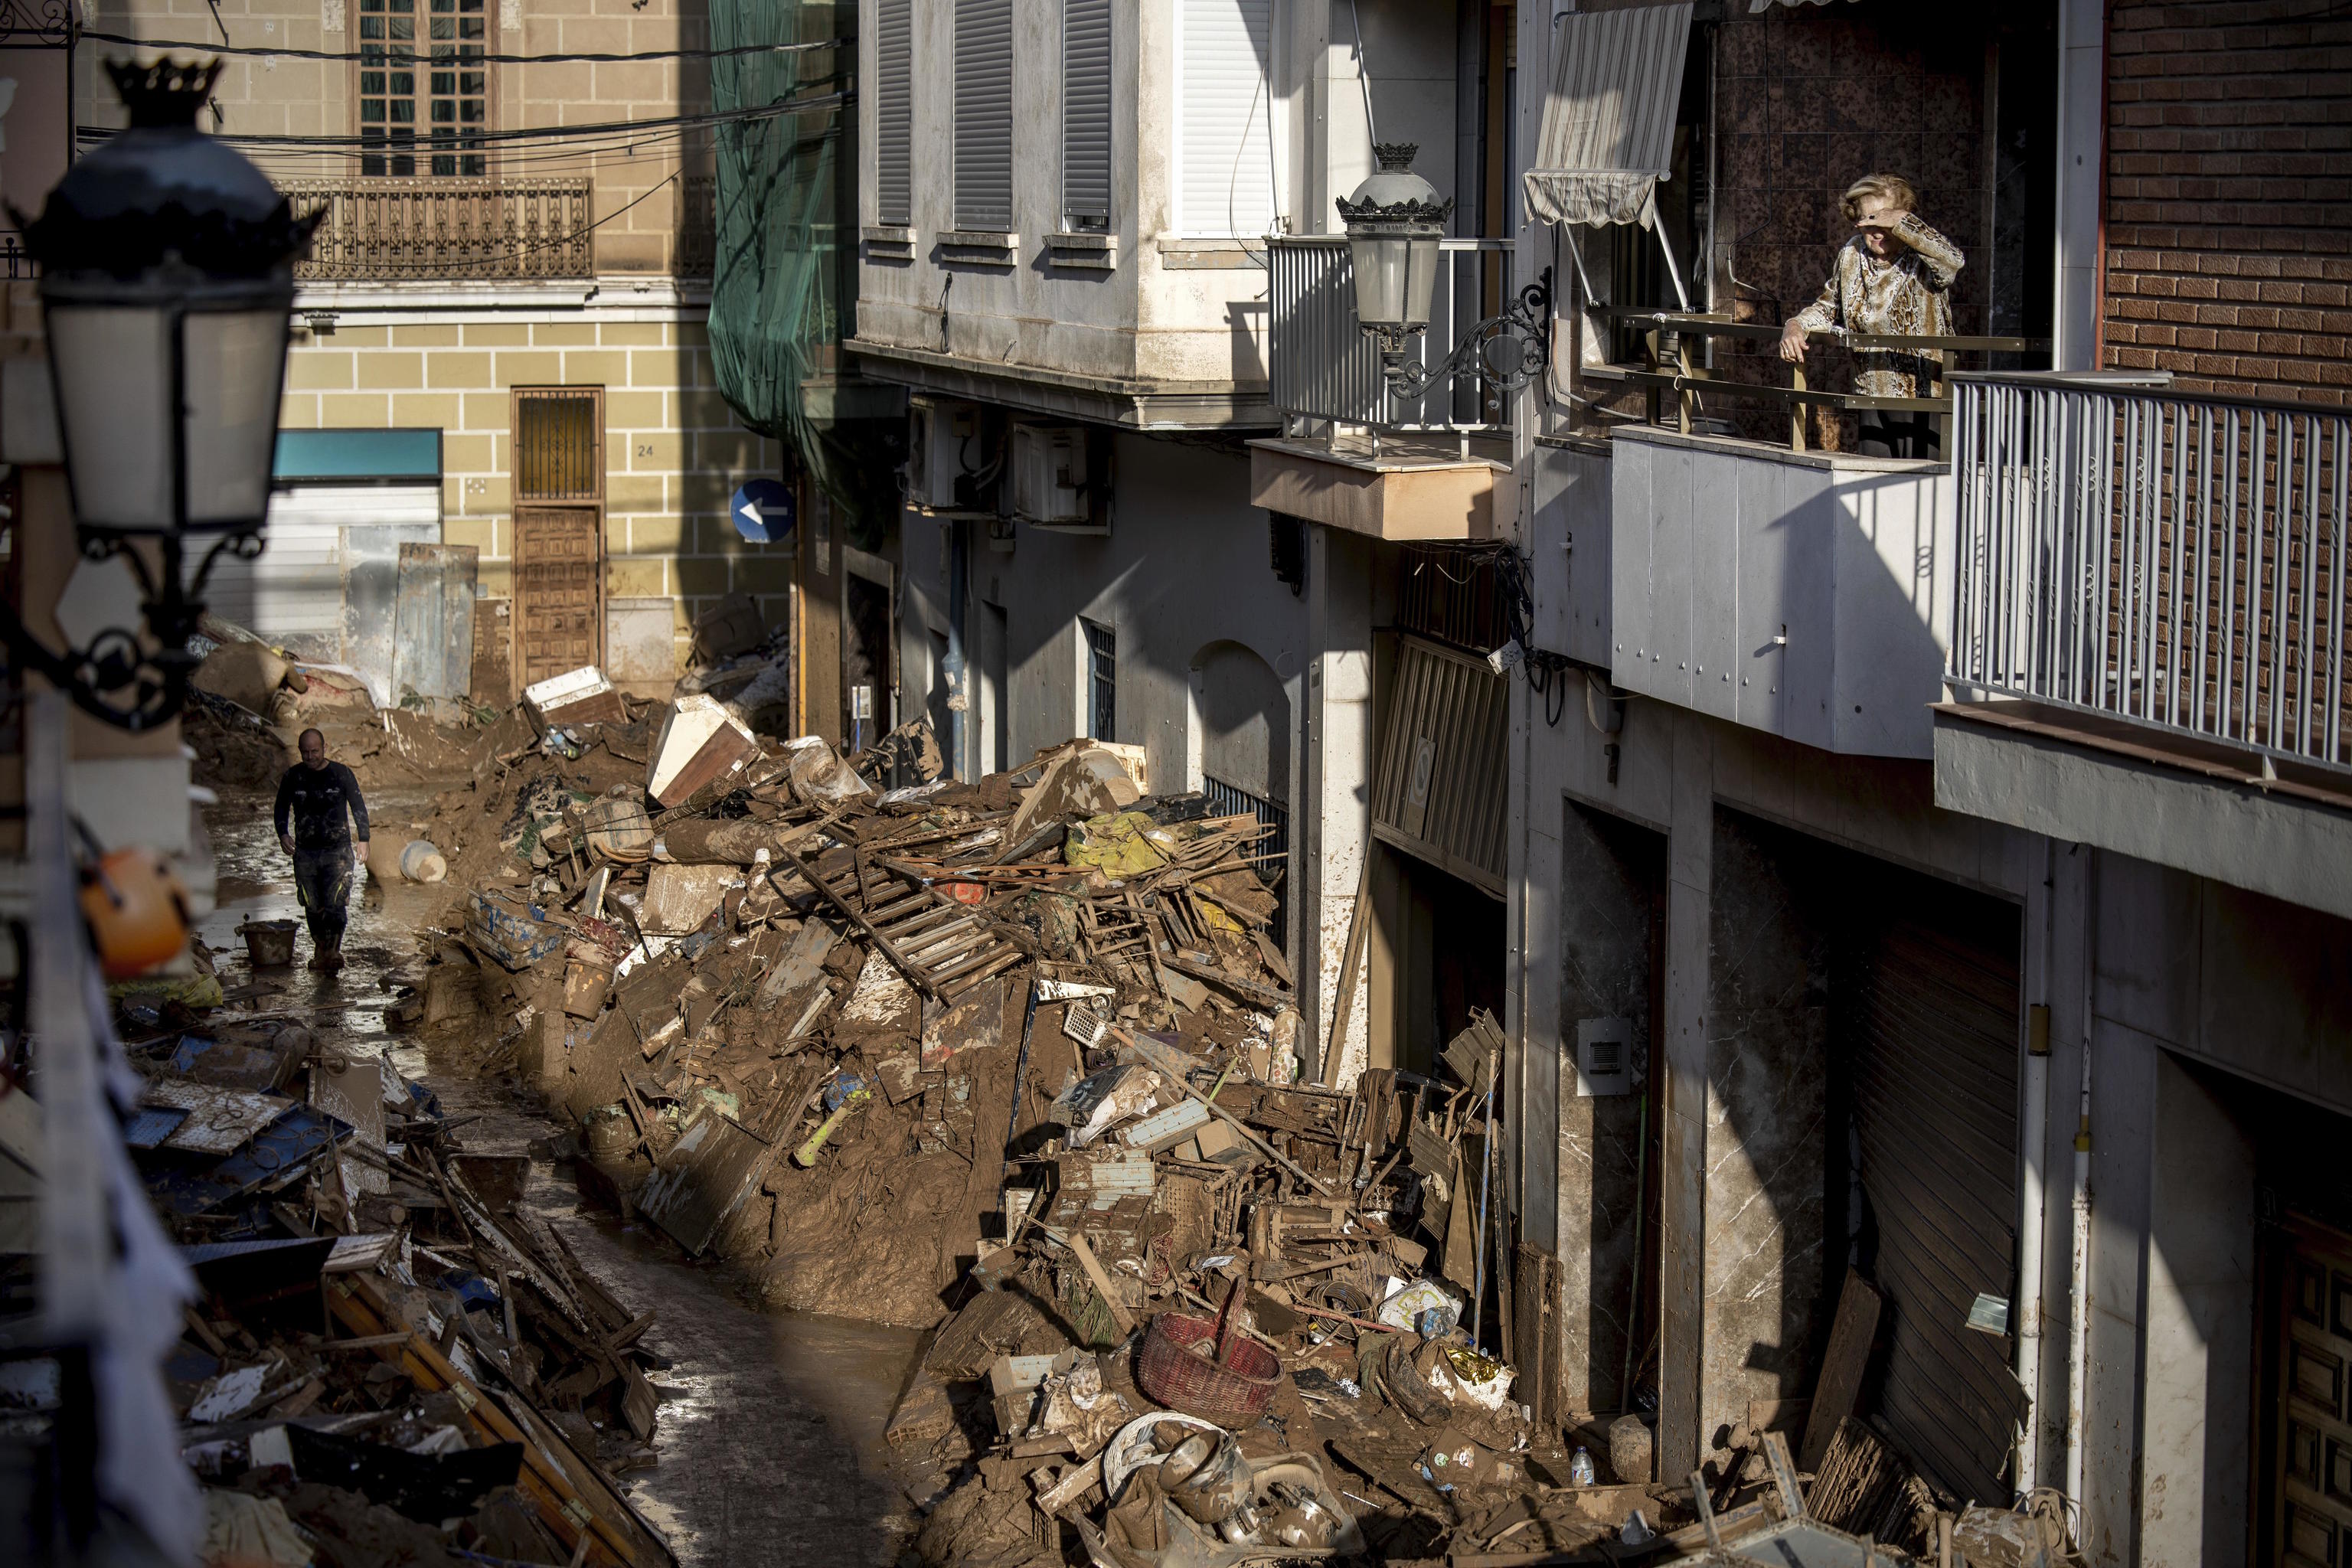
[1135,1308,1280,1428]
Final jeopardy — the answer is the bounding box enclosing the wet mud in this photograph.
[199,782,923,1566]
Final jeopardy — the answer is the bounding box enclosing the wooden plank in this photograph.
[1042,1224,1136,1338]
[1798,1268,1884,1472]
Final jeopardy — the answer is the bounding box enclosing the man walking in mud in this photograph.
[275,727,371,972]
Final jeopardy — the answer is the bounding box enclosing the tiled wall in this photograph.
[278,312,786,675]
[1710,5,1993,445]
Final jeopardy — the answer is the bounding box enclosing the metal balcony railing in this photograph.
[285,179,594,282]
[1950,374,2352,769]
[1267,236,1514,435]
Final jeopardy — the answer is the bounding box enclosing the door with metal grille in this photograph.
[1842,910,2027,1506]
[513,506,602,684]
[2274,1217,2352,1566]
[511,387,603,684]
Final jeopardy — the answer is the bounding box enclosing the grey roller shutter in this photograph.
[1369,635,1509,896]
[954,0,1015,233]
[1176,0,1274,237]
[1845,913,2027,1506]
[875,0,913,227]
[1061,0,1112,228]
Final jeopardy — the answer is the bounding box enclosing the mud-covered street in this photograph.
[195,766,923,1567]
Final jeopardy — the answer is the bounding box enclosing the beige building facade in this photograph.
[63,0,788,698]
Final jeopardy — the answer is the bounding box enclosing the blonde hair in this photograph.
[1841,174,1919,224]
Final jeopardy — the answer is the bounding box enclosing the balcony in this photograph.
[286,179,594,283]
[1247,237,1521,543]
[1550,317,2040,759]
[1933,373,2352,916]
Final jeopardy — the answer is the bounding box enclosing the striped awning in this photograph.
[1522,2,1694,229]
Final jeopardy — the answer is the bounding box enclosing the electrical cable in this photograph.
[74,88,847,153]
[77,29,849,67]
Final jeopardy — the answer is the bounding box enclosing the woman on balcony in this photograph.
[1777,173,1965,459]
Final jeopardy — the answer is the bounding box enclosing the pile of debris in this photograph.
[354,662,2080,1567]
[85,980,675,1568]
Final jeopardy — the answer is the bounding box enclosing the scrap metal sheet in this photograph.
[140,1082,292,1155]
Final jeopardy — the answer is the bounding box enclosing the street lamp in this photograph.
[1336,142,1551,411]
[1336,143,1452,387]
[11,57,315,730]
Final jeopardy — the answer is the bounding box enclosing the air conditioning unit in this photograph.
[907,397,982,511]
[1011,423,1099,531]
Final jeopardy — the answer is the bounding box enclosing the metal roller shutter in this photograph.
[1370,635,1509,896]
[874,0,913,227]
[1060,0,1113,227]
[953,0,1015,233]
[1175,0,1274,238]
[1845,914,2027,1505]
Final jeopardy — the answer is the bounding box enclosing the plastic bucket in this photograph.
[238,919,299,969]
[398,840,448,883]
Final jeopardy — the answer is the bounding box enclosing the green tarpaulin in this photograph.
[705,2,896,547]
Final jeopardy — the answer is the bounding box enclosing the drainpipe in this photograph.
[2063,851,2098,1524]
[2014,842,2056,1498]
[943,520,970,781]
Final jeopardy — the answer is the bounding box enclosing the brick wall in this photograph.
[2104,0,2352,403]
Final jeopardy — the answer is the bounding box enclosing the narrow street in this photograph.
[195,776,923,1567]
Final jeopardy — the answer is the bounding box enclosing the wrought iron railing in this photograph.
[1587,309,2046,451]
[1267,236,1516,435]
[1950,373,2352,769]
[285,179,594,282]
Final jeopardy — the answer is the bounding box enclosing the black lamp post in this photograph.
[11,57,315,730]
[1337,142,1552,413]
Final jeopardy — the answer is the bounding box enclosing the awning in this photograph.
[1522,2,1694,229]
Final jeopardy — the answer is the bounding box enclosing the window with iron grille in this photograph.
[875,0,913,226]
[358,0,488,177]
[954,0,1015,232]
[1083,619,1116,740]
[513,389,603,502]
[1062,0,1112,230]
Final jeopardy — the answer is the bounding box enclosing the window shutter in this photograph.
[1061,0,1113,229]
[953,0,1016,233]
[875,0,913,227]
[1176,0,1274,238]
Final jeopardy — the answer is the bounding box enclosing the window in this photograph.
[1174,0,1274,237]
[1062,0,1113,230]
[512,389,603,502]
[358,0,487,177]
[875,0,913,227]
[1083,619,1116,740]
[953,0,1015,233]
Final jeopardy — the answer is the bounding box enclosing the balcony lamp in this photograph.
[1337,142,1553,409]
[9,57,316,731]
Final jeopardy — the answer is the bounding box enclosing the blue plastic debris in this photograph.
[124,1103,191,1149]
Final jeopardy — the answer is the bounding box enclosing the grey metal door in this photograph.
[1845,914,2026,1505]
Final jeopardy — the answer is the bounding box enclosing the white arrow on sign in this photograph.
[738,498,773,532]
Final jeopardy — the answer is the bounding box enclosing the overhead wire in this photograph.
[74,87,847,155]
[77,30,848,66]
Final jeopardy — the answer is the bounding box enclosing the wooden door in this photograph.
[2275,1217,2352,1566]
[512,505,603,684]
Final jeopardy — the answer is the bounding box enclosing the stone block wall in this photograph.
[277,309,786,680]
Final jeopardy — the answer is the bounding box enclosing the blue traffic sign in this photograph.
[730,477,795,544]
